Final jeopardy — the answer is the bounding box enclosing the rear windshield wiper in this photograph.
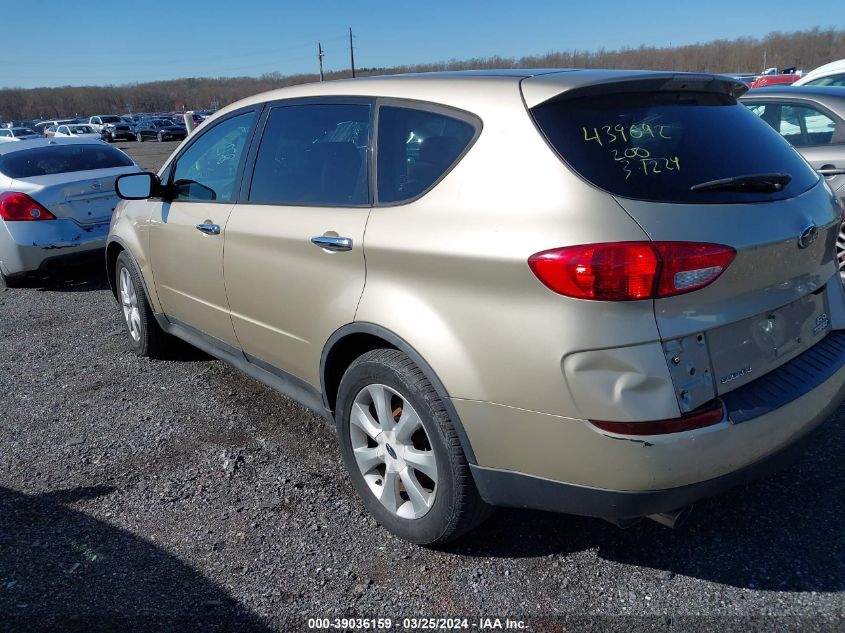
[690,173,792,193]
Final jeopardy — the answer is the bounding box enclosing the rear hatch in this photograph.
[0,143,139,224]
[527,74,842,409]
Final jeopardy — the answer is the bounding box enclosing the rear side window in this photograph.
[377,106,476,204]
[746,101,841,147]
[531,91,820,203]
[249,104,370,206]
[0,144,134,178]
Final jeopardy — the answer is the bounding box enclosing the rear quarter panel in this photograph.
[356,84,669,418]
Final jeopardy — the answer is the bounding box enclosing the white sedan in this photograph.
[53,124,102,139]
[0,127,40,142]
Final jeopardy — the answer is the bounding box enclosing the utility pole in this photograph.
[349,27,356,78]
[317,42,325,82]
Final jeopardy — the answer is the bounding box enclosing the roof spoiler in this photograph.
[522,71,748,108]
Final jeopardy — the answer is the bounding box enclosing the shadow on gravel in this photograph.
[0,485,272,632]
[26,261,110,293]
[451,416,845,593]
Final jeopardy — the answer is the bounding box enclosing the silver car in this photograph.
[0,137,141,286]
[740,86,845,273]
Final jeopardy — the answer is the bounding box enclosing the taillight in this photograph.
[653,242,736,297]
[590,399,725,435]
[0,192,57,221]
[528,241,735,301]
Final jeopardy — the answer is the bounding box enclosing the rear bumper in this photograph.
[0,218,109,276]
[471,424,820,519]
[461,331,845,519]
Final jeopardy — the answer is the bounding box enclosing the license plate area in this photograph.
[708,288,831,396]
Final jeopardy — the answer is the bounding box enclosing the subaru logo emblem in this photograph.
[385,444,397,460]
[797,224,818,249]
[91,182,102,189]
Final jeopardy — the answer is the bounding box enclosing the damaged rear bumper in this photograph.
[0,218,110,276]
[459,332,845,520]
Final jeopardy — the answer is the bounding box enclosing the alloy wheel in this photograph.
[349,384,438,519]
[119,267,142,342]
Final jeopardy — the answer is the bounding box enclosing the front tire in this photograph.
[157,132,163,142]
[115,251,167,357]
[136,132,143,142]
[336,349,490,545]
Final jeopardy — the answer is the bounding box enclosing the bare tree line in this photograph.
[2,27,844,121]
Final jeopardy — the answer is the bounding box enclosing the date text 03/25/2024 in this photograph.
[307,617,527,630]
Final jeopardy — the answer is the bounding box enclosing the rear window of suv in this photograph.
[531,90,820,203]
[0,144,133,178]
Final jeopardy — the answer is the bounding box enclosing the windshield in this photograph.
[100,116,122,123]
[152,119,173,127]
[531,90,820,203]
[12,129,36,136]
[70,125,95,134]
[0,144,134,178]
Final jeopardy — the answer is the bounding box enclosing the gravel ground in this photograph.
[0,141,844,632]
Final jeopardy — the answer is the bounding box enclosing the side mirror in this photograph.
[115,172,159,200]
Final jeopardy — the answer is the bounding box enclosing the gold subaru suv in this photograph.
[109,69,845,543]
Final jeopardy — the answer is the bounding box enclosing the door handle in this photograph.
[311,236,353,252]
[818,167,845,176]
[196,223,221,235]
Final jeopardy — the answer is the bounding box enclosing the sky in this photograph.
[2,0,842,89]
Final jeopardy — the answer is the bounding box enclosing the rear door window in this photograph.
[248,103,371,206]
[531,90,819,203]
[376,105,477,204]
[746,101,843,147]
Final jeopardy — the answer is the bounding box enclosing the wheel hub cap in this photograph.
[349,383,438,520]
[119,267,141,343]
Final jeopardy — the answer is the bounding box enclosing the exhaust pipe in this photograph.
[647,505,693,529]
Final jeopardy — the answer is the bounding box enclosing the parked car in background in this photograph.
[133,118,187,142]
[87,115,125,132]
[0,128,40,142]
[101,119,136,142]
[0,138,141,286]
[749,67,802,89]
[54,124,102,139]
[741,85,845,276]
[795,59,845,87]
[2,120,38,130]
[172,112,204,128]
[109,69,845,544]
[36,120,75,137]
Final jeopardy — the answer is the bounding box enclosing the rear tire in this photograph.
[157,132,163,142]
[115,251,168,357]
[136,132,143,142]
[335,349,491,545]
[1,271,27,288]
